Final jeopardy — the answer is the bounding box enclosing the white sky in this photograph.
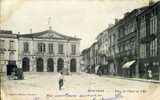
[0,0,159,51]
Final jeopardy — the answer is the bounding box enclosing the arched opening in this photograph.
[57,58,64,72]
[70,59,76,72]
[47,58,54,72]
[36,58,43,72]
[22,57,30,72]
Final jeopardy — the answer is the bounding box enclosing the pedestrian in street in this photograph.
[148,69,152,80]
[7,64,12,79]
[98,69,102,76]
[10,66,17,80]
[58,71,64,90]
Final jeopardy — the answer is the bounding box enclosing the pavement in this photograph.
[101,75,160,84]
[1,72,160,100]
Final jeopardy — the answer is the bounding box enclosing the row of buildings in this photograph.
[82,1,160,80]
[0,27,81,73]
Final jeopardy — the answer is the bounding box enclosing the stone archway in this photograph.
[22,57,30,72]
[57,58,64,72]
[47,58,54,72]
[70,59,76,72]
[36,58,43,72]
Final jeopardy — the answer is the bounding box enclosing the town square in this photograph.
[0,0,160,100]
[1,72,160,100]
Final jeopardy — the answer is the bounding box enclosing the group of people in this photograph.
[7,64,24,80]
[6,63,64,90]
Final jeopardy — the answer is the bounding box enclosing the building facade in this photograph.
[89,42,98,73]
[108,23,119,76]
[0,30,18,72]
[81,48,91,72]
[116,9,142,77]
[81,1,160,80]
[96,32,107,65]
[0,28,81,73]
[137,1,160,80]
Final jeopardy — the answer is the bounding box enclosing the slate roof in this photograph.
[0,30,12,34]
[0,30,17,38]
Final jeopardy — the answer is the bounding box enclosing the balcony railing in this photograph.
[8,47,16,51]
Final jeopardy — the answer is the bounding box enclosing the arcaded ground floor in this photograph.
[1,56,80,73]
[1,72,160,100]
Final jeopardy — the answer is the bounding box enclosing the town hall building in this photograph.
[0,27,81,73]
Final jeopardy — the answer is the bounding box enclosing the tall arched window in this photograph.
[36,58,44,72]
[57,58,64,72]
[70,59,76,72]
[22,57,30,72]
[47,58,54,72]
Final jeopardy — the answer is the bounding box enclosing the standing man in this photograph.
[148,69,152,80]
[58,71,64,90]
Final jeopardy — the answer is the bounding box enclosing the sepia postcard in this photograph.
[0,0,160,100]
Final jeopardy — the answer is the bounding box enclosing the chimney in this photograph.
[108,24,113,28]
[115,18,119,24]
[149,0,154,6]
[124,12,130,17]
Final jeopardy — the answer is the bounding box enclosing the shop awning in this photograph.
[95,65,100,73]
[122,60,136,69]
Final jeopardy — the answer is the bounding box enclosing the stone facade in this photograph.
[81,1,160,80]
[0,28,81,73]
[137,2,160,80]
[81,48,90,70]
[0,30,18,72]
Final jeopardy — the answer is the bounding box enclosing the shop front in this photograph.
[122,60,136,78]
[139,56,160,80]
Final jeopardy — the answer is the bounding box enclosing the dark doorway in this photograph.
[57,58,64,72]
[22,57,30,72]
[36,58,43,72]
[47,58,54,72]
[70,59,76,72]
